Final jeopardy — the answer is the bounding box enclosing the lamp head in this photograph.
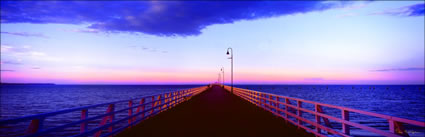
[226,51,229,55]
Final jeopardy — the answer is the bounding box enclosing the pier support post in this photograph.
[342,109,350,135]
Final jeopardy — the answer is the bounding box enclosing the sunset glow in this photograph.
[1,1,424,84]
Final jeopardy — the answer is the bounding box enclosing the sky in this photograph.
[0,1,424,85]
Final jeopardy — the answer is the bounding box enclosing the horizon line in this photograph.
[1,82,424,86]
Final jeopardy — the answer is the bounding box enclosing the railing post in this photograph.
[249,91,252,102]
[26,118,44,135]
[250,91,252,101]
[182,90,186,100]
[151,95,161,114]
[258,93,261,106]
[389,120,409,136]
[389,119,395,134]
[342,109,350,135]
[262,94,266,109]
[108,104,115,134]
[95,104,115,137]
[166,93,170,109]
[172,92,175,107]
[140,98,145,119]
[249,91,253,104]
[315,104,321,134]
[255,92,258,105]
[258,93,261,107]
[297,100,302,128]
[158,95,162,111]
[150,96,155,116]
[276,97,281,116]
[135,98,146,122]
[167,93,171,109]
[256,92,259,106]
[316,105,332,128]
[183,90,186,101]
[285,98,290,120]
[179,91,183,103]
[162,94,166,110]
[263,94,267,109]
[175,92,178,106]
[269,95,273,111]
[273,96,276,112]
[81,109,88,133]
[176,91,180,104]
[128,101,133,127]
[167,93,170,109]
[167,93,174,109]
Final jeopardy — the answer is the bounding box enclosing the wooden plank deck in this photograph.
[116,85,313,137]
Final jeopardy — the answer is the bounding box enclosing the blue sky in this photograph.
[1,1,424,84]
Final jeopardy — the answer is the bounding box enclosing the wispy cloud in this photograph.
[1,44,62,62]
[340,2,370,11]
[1,60,21,65]
[304,77,325,81]
[370,67,425,72]
[0,1,351,36]
[29,51,47,57]
[64,29,101,34]
[336,13,357,18]
[0,45,13,52]
[371,3,424,17]
[130,46,168,53]
[1,31,49,38]
[0,69,15,72]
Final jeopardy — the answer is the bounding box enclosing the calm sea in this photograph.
[1,84,424,136]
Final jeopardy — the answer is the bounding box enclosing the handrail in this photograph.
[224,85,425,137]
[0,85,209,137]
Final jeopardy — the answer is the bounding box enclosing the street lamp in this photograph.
[226,47,233,93]
[218,73,221,84]
[220,67,224,88]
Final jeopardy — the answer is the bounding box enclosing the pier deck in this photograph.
[116,85,313,137]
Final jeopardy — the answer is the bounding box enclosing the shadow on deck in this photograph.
[116,85,313,137]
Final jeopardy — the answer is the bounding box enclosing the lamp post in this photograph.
[220,67,224,87]
[226,47,233,93]
[218,73,221,84]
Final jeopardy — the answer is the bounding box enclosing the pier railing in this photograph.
[0,86,208,137]
[224,85,425,137]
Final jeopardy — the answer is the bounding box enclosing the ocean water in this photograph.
[0,85,201,120]
[1,84,424,137]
